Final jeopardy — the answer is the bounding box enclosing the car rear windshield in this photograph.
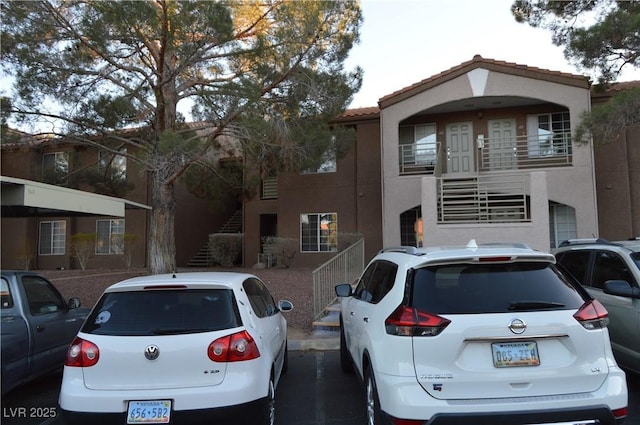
[82,289,242,336]
[410,262,586,314]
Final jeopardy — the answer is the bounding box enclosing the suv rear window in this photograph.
[83,289,241,336]
[410,262,586,314]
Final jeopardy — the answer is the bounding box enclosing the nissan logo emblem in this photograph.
[144,345,160,361]
[508,318,527,334]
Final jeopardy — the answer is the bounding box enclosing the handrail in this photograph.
[312,238,365,320]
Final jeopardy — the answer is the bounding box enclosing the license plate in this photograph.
[492,341,540,367]
[127,400,171,424]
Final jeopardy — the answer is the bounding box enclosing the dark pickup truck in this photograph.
[1,270,90,395]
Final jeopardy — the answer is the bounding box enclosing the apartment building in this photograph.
[2,56,637,270]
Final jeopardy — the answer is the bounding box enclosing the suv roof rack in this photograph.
[378,246,422,255]
[558,238,612,247]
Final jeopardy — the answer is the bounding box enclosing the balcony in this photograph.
[399,132,571,176]
[437,174,529,224]
[399,141,441,175]
[479,132,572,171]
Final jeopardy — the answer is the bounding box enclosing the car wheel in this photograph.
[365,364,388,425]
[340,321,353,373]
[255,376,275,425]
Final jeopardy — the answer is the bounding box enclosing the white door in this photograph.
[488,119,517,170]
[446,122,474,173]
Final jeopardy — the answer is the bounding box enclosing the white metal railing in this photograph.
[398,133,571,175]
[399,141,441,175]
[480,133,572,170]
[312,238,365,320]
[438,174,529,223]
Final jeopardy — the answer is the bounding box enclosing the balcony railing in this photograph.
[480,132,572,170]
[437,174,529,224]
[399,141,441,175]
[399,132,571,176]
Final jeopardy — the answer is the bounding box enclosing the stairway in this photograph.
[186,210,243,267]
[311,302,341,332]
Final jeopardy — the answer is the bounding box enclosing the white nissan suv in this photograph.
[335,240,628,425]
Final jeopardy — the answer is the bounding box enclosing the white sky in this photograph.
[345,0,640,108]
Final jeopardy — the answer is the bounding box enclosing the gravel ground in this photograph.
[40,267,316,334]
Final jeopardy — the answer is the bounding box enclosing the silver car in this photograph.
[555,238,640,375]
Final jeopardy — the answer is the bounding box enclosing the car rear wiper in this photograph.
[508,301,566,311]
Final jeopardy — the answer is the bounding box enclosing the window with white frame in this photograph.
[39,221,66,255]
[301,213,337,252]
[42,152,69,184]
[96,219,125,254]
[399,124,437,166]
[98,149,127,182]
[549,203,577,248]
[527,112,571,157]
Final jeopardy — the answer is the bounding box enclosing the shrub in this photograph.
[70,233,96,271]
[337,232,363,252]
[209,233,243,267]
[262,237,298,268]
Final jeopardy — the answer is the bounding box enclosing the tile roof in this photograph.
[378,55,590,108]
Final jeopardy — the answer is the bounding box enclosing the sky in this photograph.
[344,0,640,109]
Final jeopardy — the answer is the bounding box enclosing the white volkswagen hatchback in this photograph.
[335,241,628,425]
[59,272,292,425]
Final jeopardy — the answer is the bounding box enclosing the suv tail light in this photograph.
[613,407,627,420]
[385,306,450,337]
[573,299,609,330]
[66,337,100,367]
[208,330,260,362]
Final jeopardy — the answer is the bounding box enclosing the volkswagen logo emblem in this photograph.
[508,318,527,334]
[144,345,160,361]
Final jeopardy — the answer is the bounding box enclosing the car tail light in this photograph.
[573,299,609,330]
[612,407,627,420]
[385,305,450,337]
[66,337,100,367]
[208,330,260,362]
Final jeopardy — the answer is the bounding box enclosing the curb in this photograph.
[288,336,339,351]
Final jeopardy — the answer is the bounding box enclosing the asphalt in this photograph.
[288,327,339,351]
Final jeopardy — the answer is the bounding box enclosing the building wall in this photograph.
[243,119,383,268]
[593,123,640,240]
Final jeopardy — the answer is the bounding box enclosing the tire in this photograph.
[365,364,388,425]
[255,376,276,425]
[339,321,353,373]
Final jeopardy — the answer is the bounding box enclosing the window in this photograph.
[549,203,577,248]
[243,278,278,318]
[592,251,635,289]
[555,251,592,285]
[39,221,66,255]
[22,275,66,315]
[96,219,125,254]
[301,213,337,252]
[42,152,69,184]
[400,207,422,247]
[399,124,437,166]
[1,278,14,309]
[353,260,398,304]
[527,112,571,157]
[98,149,127,182]
[302,149,337,174]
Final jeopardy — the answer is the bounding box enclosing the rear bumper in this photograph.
[420,405,624,425]
[375,369,628,425]
[59,398,266,425]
